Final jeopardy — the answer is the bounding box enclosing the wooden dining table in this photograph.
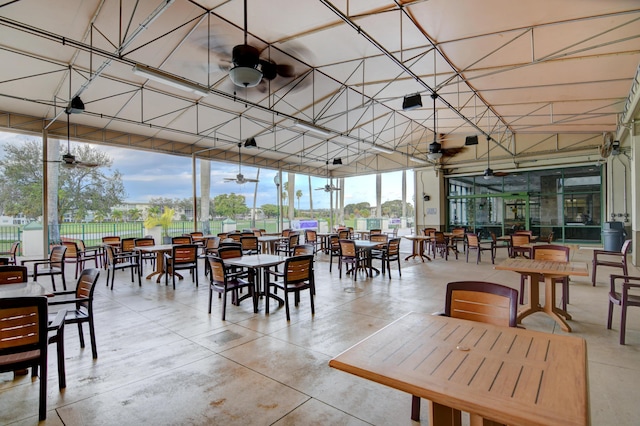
[222,254,288,313]
[329,312,590,426]
[402,235,432,262]
[0,281,52,298]
[494,258,589,332]
[134,244,176,283]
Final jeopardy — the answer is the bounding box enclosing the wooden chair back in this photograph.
[0,265,28,284]
[0,296,49,420]
[370,234,388,244]
[134,237,155,247]
[339,239,357,258]
[304,229,317,243]
[102,236,121,245]
[284,255,314,284]
[240,236,260,254]
[49,245,66,269]
[62,241,80,259]
[293,244,314,256]
[466,233,480,248]
[445,281,519,327]
[217,245,243,259]
[338,230,350,240]
[172,245,198,263]
[172,236,192,245]
[510,234,531,247]
[532,244,569,262]
[121,238,136,252]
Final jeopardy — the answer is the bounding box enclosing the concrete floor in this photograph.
[2,242,640,425]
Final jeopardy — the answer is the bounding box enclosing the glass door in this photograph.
[503,195,530,234]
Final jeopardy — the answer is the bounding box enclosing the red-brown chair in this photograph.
[592,239,632,286]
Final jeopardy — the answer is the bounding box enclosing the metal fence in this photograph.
[0,226,21,253]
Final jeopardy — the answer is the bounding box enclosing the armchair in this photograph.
[21,245,67,291]
[592,239,632,286]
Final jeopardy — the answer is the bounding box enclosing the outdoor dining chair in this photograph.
[592,239,632,286]
[104,244,141,289]
[48,268,101,359]
[207,256,256,320]
[0,241,20,265]
[0,265,28,284]
[608,274,640,345]
[266,254,315,321]
[0,296,65,420]
[164,244,199,289]
[21,245,67,291]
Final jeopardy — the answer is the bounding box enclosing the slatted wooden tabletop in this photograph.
[494,258,589,277]
[329,312,589,426]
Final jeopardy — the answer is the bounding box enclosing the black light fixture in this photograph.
[66,96,85,114]
[244,137,257,148]
[465,135,479,146]
[228,0,262,88]
[402,93,422,111]
[332,158,342,165]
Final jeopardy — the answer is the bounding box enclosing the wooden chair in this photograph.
[337,229,350,240]
[62,240,100,279]
[0,296,65,420]
[21,245,67,291]
[522,245,570,310]
[207,256,257,320]
[48,268,100,359]
[465,233,495,264]
[445,281,519,326]
[509,234,531,258]
[607,274,640,344]
[372,237,401,278]
[240,236,260,255]
[134,237,156,270]
[275,233,299,256]
[164,244,199,289]
[189,232,204,245]
[171,236,192,245]
[104,244,141,290]
[592,239,632,286]
[339,239,367,280]
[433,232,456,260]
[328,235,341,272]
[411,280,519,421]
[450,227,466,252]
[266,255,315,321]
[304,229,318,253]
[0,265,28,284]
[293,244,315,256]
[0,241,20,265]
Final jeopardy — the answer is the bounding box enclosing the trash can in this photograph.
[602,221,626,252]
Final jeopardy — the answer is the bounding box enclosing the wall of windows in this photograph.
[447,165,603,242]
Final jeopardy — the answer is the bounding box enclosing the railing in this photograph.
[0,226,21,253]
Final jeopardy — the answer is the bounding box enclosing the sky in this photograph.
[0,130,414,210]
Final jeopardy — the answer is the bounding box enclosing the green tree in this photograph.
[0,139,125,222]
[128,208,141,221]
[296,189,303,211]
[214,193,248,218]
[111,210,124,222]
[381,199,414,217]
[261,203,278,218]
[344,202,371,217]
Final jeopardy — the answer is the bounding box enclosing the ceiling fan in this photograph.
[200,0,308,91]
[224,143,259,184]
[427,93,466,162]
[315,161,341,192]
[47,71,98,169]
[483,136,508,179]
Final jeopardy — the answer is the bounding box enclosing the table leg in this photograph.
[517,273,542,324]
[543,275,572,332]
[428,400,462,426]
[144,252,165,283]
[405,240,432,262]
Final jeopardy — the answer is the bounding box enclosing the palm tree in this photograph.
[296,189,303,211]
